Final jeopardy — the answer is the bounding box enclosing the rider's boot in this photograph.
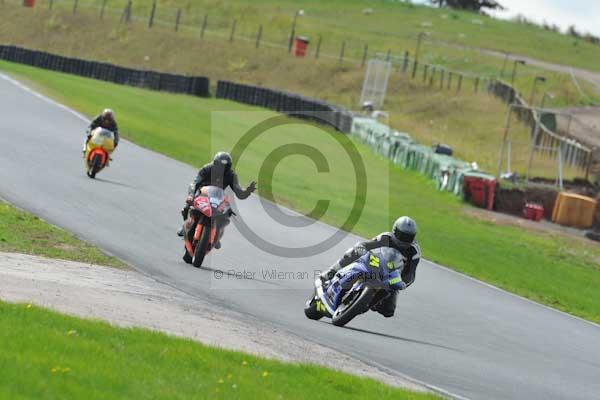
[181,205,190,220]
[177,205,191,237]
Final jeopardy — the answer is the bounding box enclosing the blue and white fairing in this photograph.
[315,247,407,317]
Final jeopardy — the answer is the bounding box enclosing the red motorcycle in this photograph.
[182,186,234,267]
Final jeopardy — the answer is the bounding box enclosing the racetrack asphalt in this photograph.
[1,73,599,400]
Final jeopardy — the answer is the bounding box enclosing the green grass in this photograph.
[2,60,600,324]
[0,201,125,267]
[0,301,439,399]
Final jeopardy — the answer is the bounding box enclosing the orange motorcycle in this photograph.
[182,186,234,267]
[84,127,115,179]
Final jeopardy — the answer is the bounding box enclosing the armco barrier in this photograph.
[0,45,209,97]
[215,80,354,133]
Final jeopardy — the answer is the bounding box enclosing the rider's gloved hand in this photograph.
[246,181,257,193]
[388,275,406,291]
[354,245,367,256]
[320,266,337,283]
[344,244,366,259]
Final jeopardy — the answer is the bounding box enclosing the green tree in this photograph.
[430,0,504,12]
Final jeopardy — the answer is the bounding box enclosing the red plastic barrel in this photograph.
[523,203,544,221]
[463,176,497,210]
[293,36,309,57]
[23,0,35,7]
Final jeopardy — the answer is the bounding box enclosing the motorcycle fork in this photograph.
[209,225,217,245]
[187,211,204,242]
[216,223,226,242]
[193,222,204,241]
[184,238,194,256]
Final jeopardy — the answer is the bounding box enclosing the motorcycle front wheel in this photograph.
[192,221,214,268]
[87,153,103,179]
[331,287,376,327]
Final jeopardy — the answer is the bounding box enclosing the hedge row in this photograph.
[216,80,353,133]
[0,45,209,97]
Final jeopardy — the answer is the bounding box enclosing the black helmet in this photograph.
[392,216,417,243]
[213,151,232,170]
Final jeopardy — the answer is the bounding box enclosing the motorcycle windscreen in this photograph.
[203,185,225,207]
[90,128,115,152]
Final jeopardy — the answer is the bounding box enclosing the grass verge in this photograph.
[0,201,125,267]
[1,61,600,325]
[0,301,439,399]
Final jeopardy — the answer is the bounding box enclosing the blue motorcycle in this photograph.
[304,247,406,327]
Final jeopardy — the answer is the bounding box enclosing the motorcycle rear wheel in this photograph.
[331,287,376,327]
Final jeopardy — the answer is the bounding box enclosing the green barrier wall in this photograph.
[350,117,494,196]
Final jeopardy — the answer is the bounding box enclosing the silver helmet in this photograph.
[392,216,417,243]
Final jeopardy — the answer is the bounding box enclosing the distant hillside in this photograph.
[89,0,600,74]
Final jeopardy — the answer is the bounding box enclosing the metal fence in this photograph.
[373,52,492,94]
[491,80,594,186]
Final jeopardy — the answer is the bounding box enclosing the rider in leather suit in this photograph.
[320,216,420,317]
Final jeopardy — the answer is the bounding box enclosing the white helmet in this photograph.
[101,108,114,120]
